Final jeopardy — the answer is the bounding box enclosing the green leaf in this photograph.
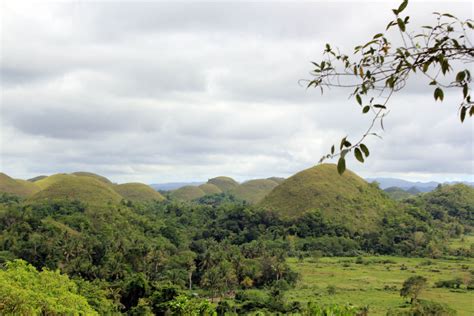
[373,104,387,109]
[456,71,466,82]
[337,157,346,175]
[331,145,335,155]
[354,148,364,163]
[434,87,444,101]
[463,84,468,98]
[343,140,352,148]
[360,144,370,157]
[356,94,362,105]
[397,18,406,31]
[460,106,467,122]
[398,0,408,14]
[362,105,370,113]
[373,33,384,39]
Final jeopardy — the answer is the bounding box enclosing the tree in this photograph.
[306,0,473,174]
[0,259,98,314]
[400,275,427,304]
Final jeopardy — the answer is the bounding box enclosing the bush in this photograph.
[327,285,337,295]
[434,278,463,289]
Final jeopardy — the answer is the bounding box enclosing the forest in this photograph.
[0,166,473,315]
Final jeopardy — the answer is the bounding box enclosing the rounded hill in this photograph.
[113,183,165,202]
[198,183,222,195]
[0,173,41,197]
[30,175,122,205]
[207,176,239,192]
[71,172,113,184]
[259,164,394,232]
[230,179,280,204]
[171,186,206,201]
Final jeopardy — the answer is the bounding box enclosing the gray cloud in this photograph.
[1,0,473,183]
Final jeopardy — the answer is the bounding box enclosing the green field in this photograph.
[287,256,474,315]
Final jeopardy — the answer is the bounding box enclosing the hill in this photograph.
[27,175,48,182]
[259,164,394,232]
[0,173,41,197]
[150,182,204,191]
[30,174,123,205]
[171,186,206,201]
[383,187,416,200]
[71,172,113,184]
[113,183,165,202]
[207,176,239,192]
[198,183,222,195]
[230,179,280,204]
[415,183,474,226]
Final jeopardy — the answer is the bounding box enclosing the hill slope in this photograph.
[230,179,280,204]
[0,173,41,197]
[417,183,474,226]
[259,164,394,232]
[113,183,165,202]
[30,175,123,205]
[198,183,222,195]
[207,176,239,192]
[71,172,113,184]
[171,186,206,201]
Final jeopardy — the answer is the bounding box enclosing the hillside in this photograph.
[384,187,416,200]
[207,176,239,192]
[259,164,395,231]
[171,185,206,201]
[230,179,280,204]
[416,183,474,226]
[113,183,165,202]
[0,173,41,197]
[71,172,113,184]
[30,174,123,205]
[198,183,222,195]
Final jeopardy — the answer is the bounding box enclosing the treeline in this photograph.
[0,184,472,313]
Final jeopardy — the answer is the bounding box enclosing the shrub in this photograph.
[434,278,463,289]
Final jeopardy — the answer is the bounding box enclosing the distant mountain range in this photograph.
[366,177,474,192]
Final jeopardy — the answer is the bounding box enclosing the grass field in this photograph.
[287,256,474,315]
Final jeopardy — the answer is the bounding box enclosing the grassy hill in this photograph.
[171,186,206,201]
[71,172,113,184]
[27,175,48,182]
[30,174,123,205]
[259,164,395,232]
[267,177,285,184]
[230,179,280,204]
[0,173,41,197]
[198,183,222,195]
[207,176,239,192]
[113,183,165,202]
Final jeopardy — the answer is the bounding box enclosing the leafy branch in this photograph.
[305,0,474,174]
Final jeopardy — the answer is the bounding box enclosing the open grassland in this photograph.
[287,256,474,315]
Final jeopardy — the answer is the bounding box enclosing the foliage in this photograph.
[0,259,99,315]
[305,0,474,173]
[400,276,427,304]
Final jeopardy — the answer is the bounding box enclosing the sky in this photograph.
[1,0,473,184]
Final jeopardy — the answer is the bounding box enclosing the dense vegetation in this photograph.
[0,166,472,314]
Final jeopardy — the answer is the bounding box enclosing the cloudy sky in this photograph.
[1,0,473,184]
